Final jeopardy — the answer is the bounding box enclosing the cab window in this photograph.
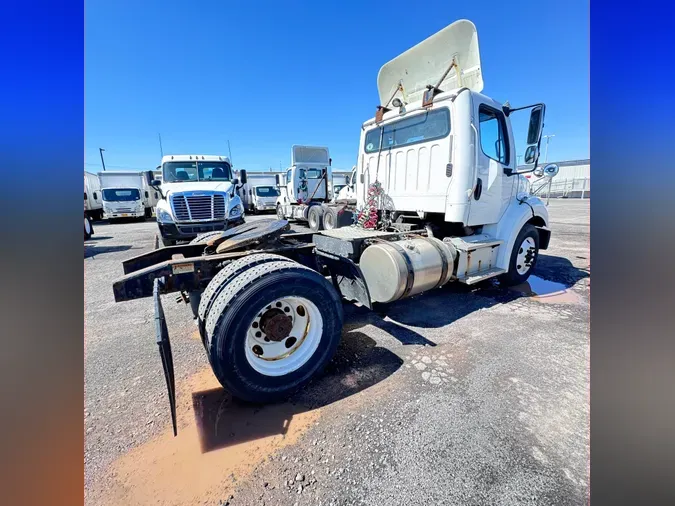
[478,105,510,165]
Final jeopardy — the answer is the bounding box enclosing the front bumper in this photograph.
[158,218,245,241]
[105,210,145,219]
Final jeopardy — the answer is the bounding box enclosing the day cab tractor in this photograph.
[274,145,356,232]
[112,19,558,435]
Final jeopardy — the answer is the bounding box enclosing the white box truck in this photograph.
[152,155,246,246]
[237,172,281,213]
[98,171,149,221]
[84,171,103,221]
[112,20,562,430]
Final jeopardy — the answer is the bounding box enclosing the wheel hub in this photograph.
[259,308,293,341]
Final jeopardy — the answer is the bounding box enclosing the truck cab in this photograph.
[275,146,334,228]
[98,171,149,221]
[347,19,557,284]
[249,185,280,212]
[153,155,246,246]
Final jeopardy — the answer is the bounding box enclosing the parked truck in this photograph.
[84,171,103,221]
[152,155,247,246]
[237,172,281,213]
[275,146,355,230]
[98,171,152,221]
[112,19,559,434]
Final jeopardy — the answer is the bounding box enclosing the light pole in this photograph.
[99,148,107,171]
[542,135,555,204]
[543,134,555,163]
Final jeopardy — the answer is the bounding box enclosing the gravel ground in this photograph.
[84,200,589,506]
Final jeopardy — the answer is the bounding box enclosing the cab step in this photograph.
[458,267,506,285]
[446,235,504,284]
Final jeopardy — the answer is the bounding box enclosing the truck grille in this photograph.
[171,194,226,221]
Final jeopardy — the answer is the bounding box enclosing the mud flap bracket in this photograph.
[153,278,177,436]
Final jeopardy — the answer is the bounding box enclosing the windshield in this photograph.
[102,188,141,201]
[162,161,232,183]
[364,107,451,153]
[255,186,280,197]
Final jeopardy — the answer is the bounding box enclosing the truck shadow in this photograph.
[343,254,589,336]
[84,244,133,258]
[191,331,402,453]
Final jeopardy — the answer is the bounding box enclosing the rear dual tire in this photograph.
[202,259,343,403]
[322,206,352,230]
[308,206,324,232]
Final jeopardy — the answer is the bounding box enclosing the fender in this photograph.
[482,196,549,271]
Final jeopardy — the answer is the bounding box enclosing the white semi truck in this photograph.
[98,171,154,221]
[112,20,559,432]
[152,155,247,246]
[84,171,103,221]
[275,146,355,230]
[237,172,281,213]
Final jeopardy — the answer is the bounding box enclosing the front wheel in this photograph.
[499,224,539,286]
[84,216,93,240]
[276,204,285,221]
[204,261,343,403]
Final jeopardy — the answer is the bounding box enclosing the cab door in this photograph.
[467,98,515,226]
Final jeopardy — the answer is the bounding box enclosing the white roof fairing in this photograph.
[377,19,483,106]
[291,145,330,166]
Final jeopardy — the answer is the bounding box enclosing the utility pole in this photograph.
[543,134,555,163]
[542,134,555,204]
[99,148,106,171]
[227,140,233,165]
[158,134,164,157]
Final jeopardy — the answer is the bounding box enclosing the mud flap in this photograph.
[153,278,177,436]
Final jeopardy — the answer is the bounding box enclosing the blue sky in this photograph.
[85,0,589,173]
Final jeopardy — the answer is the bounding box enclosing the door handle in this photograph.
[474,178,483,200]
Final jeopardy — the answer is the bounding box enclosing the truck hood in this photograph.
[162,181,233,196]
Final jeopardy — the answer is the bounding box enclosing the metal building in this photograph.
[523,158,590,199]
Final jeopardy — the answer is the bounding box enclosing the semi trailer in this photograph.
[112,19,559,435]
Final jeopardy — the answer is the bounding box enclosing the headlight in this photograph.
[229,205,241,218]
[156,208,174,223]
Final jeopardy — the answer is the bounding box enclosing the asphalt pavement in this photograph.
[84,199,589,506]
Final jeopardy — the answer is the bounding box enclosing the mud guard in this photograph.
[153,279,177,436]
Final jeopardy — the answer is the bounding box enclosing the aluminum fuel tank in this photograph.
[359,237,456,303]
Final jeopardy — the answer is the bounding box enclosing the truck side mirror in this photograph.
[239,169,247,184]
[151,179,161,187]
[232,178,240,186]
[527,105,544,145]
[144,170,155,185]
[543,163,559,178]
[524,146,539,164]
[275,174,281,186]
[84,192,87,201]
